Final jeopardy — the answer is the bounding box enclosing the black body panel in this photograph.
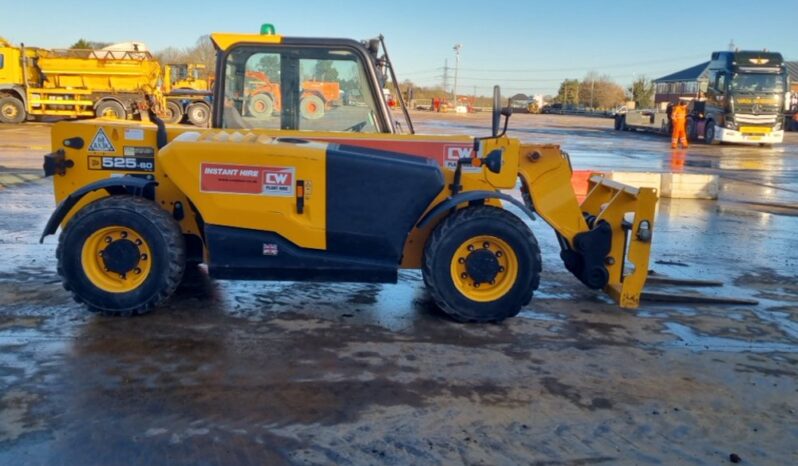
[206,225,398,283]
[325,144,445,261]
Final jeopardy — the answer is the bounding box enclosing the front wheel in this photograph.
[57,196,185,315]
[299,94,325,120]
[0,96,26,124]
[422,206,541,323]
[704,121,719,145]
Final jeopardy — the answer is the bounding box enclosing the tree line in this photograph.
[69,38,658,109]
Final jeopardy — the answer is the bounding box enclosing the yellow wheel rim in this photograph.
[80,225,152,293]
[450,235,519,302]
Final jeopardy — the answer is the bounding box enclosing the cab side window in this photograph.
[0,54,4,69]
[715,73,725,92]
[222,46,381,133]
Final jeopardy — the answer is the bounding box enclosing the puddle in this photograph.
[663,322,798,353]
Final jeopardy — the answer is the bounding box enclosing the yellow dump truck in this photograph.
[0,37,161,123]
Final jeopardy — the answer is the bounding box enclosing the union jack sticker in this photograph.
[262,243,279,256]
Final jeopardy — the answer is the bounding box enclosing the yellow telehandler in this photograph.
[40,25,657,322]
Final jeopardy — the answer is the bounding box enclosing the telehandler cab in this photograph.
[40,26,658,322]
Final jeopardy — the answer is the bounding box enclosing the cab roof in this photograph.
[210,33,283,51]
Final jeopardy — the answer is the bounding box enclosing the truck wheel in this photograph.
[704,121,719,145]
[0,96,26,124]
[422,206,541,323]
[248,93,274,120]
[613,115,622,131]
[57,195,185,316]
[163,101,183,124]
[300,94,325,120]
[96,100,127,120]
[687,119,697,141]
[617,115,627,131]
[186,102,210,126]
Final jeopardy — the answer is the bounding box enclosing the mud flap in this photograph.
[579,174,658,308]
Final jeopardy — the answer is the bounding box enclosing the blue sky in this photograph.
[2,0,795,95]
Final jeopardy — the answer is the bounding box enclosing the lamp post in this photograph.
[452,43,462,104]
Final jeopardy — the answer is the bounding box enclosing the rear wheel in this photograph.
[422,206,541,323]
[614,115,623,131]
[163,101,183,124]
[186,102,210,126]
[248,93,274,119]
[95,100,127,120]
[57,196,185,315]
[300,94,325,120]
[0,96,27,124]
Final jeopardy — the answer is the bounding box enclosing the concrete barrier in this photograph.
[661,173,719,199]
[605,172,662,191]
[572,170,719,200]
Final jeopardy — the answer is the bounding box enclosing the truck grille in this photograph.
[734,113,778,125]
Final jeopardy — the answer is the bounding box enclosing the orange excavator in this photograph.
[244,71,340,120]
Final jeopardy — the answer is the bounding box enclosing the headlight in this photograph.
[774,120,782,131]
[725,120,736,130]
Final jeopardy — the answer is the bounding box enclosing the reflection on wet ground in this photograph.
[0,115,797,464]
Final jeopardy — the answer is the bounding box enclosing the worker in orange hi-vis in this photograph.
[671,101,689,149]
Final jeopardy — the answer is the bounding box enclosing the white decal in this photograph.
[124,128,145,141]
[88,128,116,153]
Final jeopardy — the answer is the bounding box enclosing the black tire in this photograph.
[163,101,183,124]
[95,100,127,120]
[422,206,541,323]
[704,121,719,145]
[248,93,274,120]
[57,195,185,316]
[613,115,622,131]
[299,94,325,120]
[186,102,210,126]
[618,115,627,131]
[686,119,697,142]
[0,96,26,124]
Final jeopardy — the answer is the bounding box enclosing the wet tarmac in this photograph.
[0,115,797,465]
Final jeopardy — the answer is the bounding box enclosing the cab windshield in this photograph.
[221,45,382,133]
[730,73,785,94]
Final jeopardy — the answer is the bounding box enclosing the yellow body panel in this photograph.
[210,33,283,51]
[159,132,327,250]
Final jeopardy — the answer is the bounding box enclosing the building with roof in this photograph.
[653,62,709,104]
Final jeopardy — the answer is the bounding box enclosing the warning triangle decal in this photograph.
[88,128,115,153]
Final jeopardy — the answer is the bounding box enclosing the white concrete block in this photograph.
[606,172,662,191]
[661,173,719,199]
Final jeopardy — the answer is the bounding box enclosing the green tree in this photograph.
[257,55,281,81]
[70,39,92,49]
[556,79,580,105]
[628,76,655,109]
[313,61,339,81]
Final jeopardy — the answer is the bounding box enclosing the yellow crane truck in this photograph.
[39,26,657,322]
[0,37,162,123]
[162,63,213,126]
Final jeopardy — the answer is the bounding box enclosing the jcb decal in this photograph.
[88,156,154,172]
